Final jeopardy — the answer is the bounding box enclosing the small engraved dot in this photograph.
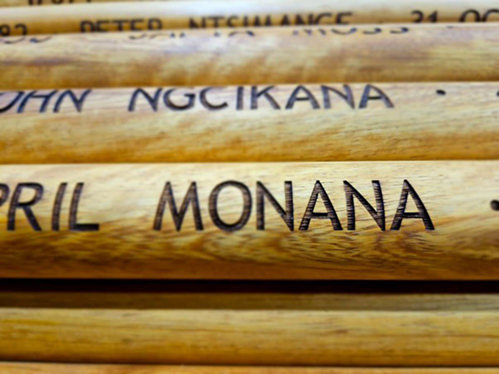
[436,89,446,96]
[491,200,499,211]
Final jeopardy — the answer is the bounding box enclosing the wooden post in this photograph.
[0,0,498,33]
[0,162,496,279]
[0,308,497,365]
[1,363,498,373]
[0,24,498,89]
[0,83,497,163]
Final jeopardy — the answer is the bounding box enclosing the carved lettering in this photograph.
[285,85,320,110]
[163,89,196,111]
[17,90,57,113]
[0,91,24,113]
[51,182,67,231]
[128,88,162,112]
[200,87,228,110]
[209,181,252,232]
[69,183,99,231]
[321,84,354,109]
[256,181,293,231]
[250,86,280,109]
[154,182,203,231]
[53,89,91,112]
[391,180,434,230]
[344,180,385,231]
[8,183,43,231]
[359,84,394,108]
[299,181,342,231]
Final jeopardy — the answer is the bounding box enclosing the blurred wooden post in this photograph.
[1,363,499,373]
[0,0,498,30]
[0,24,498,89]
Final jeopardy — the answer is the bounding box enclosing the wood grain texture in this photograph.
[1,363,498,374]
[0,161,497,279]
[1,83,498,163]
[0,24,498,89]
[0,308,498,365]
[0,0,498,32]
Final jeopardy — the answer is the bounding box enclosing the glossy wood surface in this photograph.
[0,83,498,163]
[0,24,498,89]
[0,162,496,279]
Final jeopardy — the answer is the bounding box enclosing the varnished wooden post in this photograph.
[0,0,498,33]
[1,363,498,373]
[0,308,497,365]
[0,83,497,163]
[0,161,496,279]
[0,24,498,89]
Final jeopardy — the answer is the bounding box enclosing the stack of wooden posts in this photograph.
[0,0,498,372]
